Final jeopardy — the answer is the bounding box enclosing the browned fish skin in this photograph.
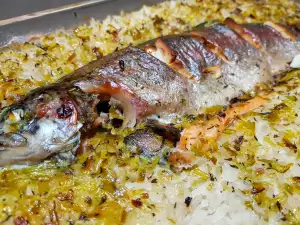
[0,47,190,165]
[142,19,300,111]
[0,20,299,166]
[72,47,191,127]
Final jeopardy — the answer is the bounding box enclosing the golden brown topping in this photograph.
[169,60,194,80]
[202,65,222,79]
[141,193,149,199]
[144,46,157,55]
[145,41,194,80]
[154,39,177,64]
[191,31,230,63]
[255,168,265,175]
[264,21,296,41]
[291,176,300,184]
[67,52,77,63]
[211,156,217,165]
[282,137,297,153]
[224,18,262,49]
[251,183,265,195]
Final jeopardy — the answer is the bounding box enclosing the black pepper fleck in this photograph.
[209,173,215,181]
[276,201,282,211]
[184,197,192,207]
[99,195,107,204]
[230,97,240,104]
[151,178,157,183]
[217,111,226,118]
[119,60,125,71]
[84,196,92,205]
[79,212,87,220]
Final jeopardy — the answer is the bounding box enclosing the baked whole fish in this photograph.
[0,18,299,166]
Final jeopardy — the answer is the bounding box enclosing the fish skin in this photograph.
[0,47,190,165]
[73,47,191,125]
[142,20,300,111]
[0,20,300,166]
[241,23,300,74]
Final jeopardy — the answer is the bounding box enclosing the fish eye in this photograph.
[24,118,40,135]
[56,104,74,119]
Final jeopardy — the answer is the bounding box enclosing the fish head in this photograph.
[0,94,82,166]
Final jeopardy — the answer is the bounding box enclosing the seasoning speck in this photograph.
[13,216,28,225]
[84,196,92,205]
[141,193,149,199]
[151,178,157,183]
[184,197,192,207]
[132,198,143,208]
[119,60,125,71]
[79,212,88,220]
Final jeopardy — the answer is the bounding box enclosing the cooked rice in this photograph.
[0,0,300,224]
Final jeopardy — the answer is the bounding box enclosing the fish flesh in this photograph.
[0,19,299,166]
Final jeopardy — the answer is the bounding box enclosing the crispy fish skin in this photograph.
[0,47,190,165]
[0,20,300,166]
[142,19,300,112]
[73,47,191,126]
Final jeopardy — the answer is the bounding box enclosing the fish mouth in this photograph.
[0,133,27,150]
[48,131,81,154]
[0,131,81,166]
